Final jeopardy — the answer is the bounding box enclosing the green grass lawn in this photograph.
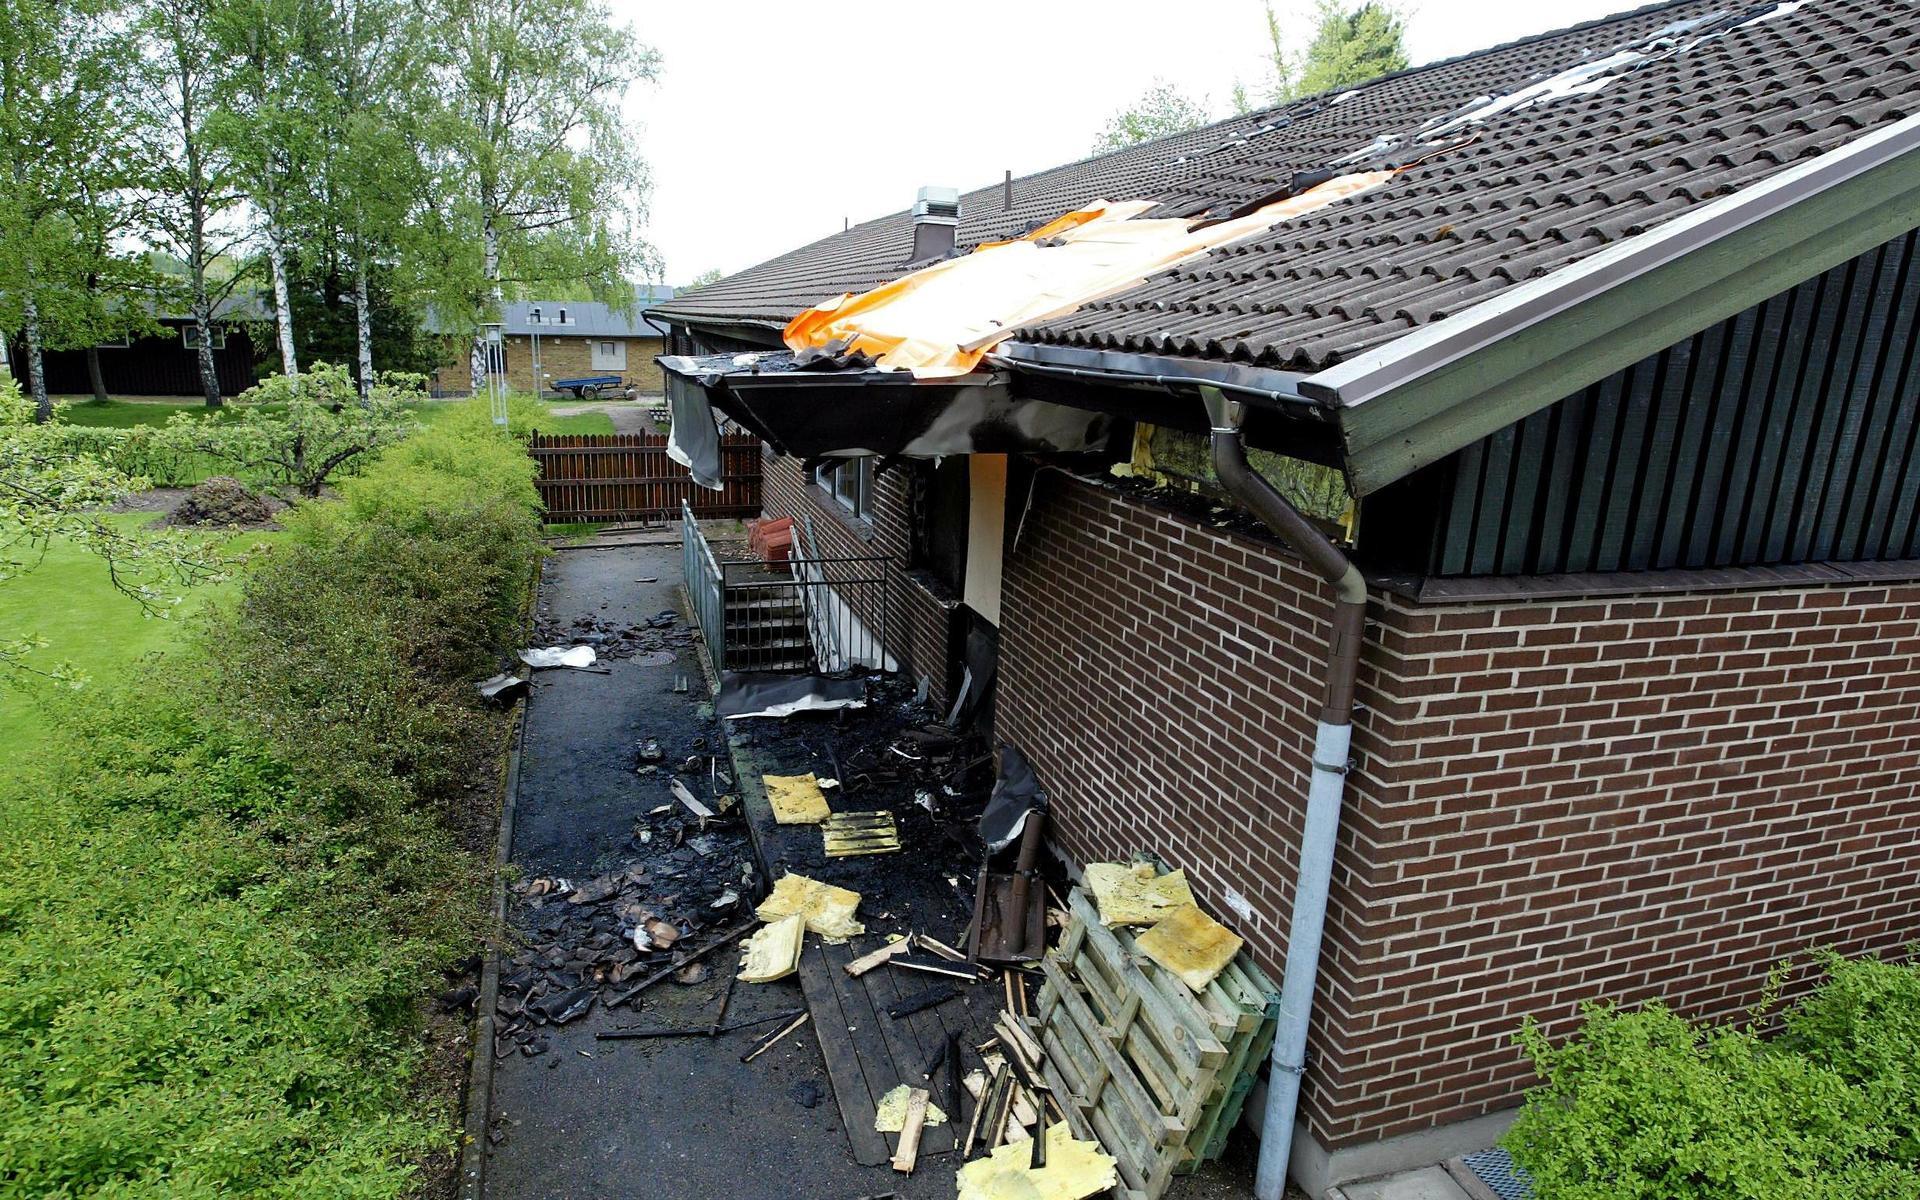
[55,397,276,428]
[411,396,614,435]
[0,514,275,770]
[56,395,616,436]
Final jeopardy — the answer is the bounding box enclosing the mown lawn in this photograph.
[56,397,281,427]
[54,394,616,435]
[0,514,276,769]
[412,396,614,435]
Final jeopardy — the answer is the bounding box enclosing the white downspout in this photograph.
[1198,385,1367,1200]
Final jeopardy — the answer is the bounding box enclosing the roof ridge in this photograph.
[829,0,1720,230]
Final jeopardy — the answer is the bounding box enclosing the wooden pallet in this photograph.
[1028,889,1239,1199]
[1177,952,1280,1171]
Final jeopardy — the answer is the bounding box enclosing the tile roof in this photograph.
[653,0,1920,372]
[428,285,679,337]
[498,285,676,338]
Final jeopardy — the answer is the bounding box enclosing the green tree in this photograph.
[416,0,660,393]
[130,0,250,409]
[286,254,440,379]
[1241,0,1409,110]
[177,361,416,496]
[1092,81,1212,153]
[207,0,314,386]
[0,0,138,421]
[308,0,425,400]
[687,267,725,289]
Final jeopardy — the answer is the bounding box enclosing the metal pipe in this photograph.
[1198,385,1366,1200]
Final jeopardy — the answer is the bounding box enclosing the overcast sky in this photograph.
[616,0,1636,284]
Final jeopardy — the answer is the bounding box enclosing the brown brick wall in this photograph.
[760,455,958,705]
[996,469,1920,1150]
[430,334,667,395]
[503,334,666,394]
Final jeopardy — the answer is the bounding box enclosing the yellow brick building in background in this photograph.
[430,285,676,396]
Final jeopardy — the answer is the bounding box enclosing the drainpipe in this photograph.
[1197,386,1368,1200]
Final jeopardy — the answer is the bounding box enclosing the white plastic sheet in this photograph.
[518,645,599,669]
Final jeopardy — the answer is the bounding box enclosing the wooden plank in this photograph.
[833,940,956,1156]
[891,1089,929,1174]
[884,977,964,1157]
[795,937,891,1166]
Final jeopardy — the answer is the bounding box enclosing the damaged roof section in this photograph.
[782,173,1393,378]
[656,0,1920,373]
[660,349,1112,473]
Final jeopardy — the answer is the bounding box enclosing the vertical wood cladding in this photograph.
[1421,228,1920,577]
[998,470,1920,1150]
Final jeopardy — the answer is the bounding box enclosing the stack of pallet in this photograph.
[1024,888,1280,1199]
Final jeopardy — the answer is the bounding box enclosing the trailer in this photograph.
[550,373,628,400]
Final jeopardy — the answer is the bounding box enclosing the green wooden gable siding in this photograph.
[1410,226,1920,578]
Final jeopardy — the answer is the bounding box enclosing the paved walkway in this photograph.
[481,540,955,1200]
[481,537,1280,1200]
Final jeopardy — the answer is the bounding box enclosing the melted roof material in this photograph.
[780,173,1392,378]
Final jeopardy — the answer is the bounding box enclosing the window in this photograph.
[181,325,226,351]
[590,339,627,370]
[96,333,130,349]
[815,458,872,521]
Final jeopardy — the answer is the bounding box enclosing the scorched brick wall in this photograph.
[996,469,1920,1150]
[760,454,958,705]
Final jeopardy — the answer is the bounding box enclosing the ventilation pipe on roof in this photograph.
[1197,385,1368,1200]
[911,186,961,261]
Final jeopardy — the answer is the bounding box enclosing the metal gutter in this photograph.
[1197,385,1366,1200]
[1306,109,1920,496]
[993,341,1320,409]
[651,313,791,348]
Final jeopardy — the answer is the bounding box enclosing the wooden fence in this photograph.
[528,432,763,522]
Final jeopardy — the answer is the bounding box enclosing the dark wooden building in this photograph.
[8,316,261,399]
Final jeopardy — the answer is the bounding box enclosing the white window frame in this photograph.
[181,325,227,351]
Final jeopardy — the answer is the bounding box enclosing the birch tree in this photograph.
[0,0,132,421]
[209,0,311,387]
[419,0,660,393]
[132,0,247,408]
[308,0,425,401]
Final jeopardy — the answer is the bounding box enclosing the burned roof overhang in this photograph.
[660,352,1113,461]
[1306,109,1920,497]
[658,315,790,349]
[991,341,1345,466]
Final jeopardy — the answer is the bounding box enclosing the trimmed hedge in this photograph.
[1506,953,1920,1200]
[0,403,541,1197]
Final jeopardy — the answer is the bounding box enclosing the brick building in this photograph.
[430,285,676,396]
[654,1,1920,1192]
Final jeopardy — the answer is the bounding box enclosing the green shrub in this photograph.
[0,412,541,1197]
[1782,952,1920,1163]
[1507,957,1920,1200]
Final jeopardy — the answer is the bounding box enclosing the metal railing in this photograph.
[681,501,726,677]
[680,501,894,676]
